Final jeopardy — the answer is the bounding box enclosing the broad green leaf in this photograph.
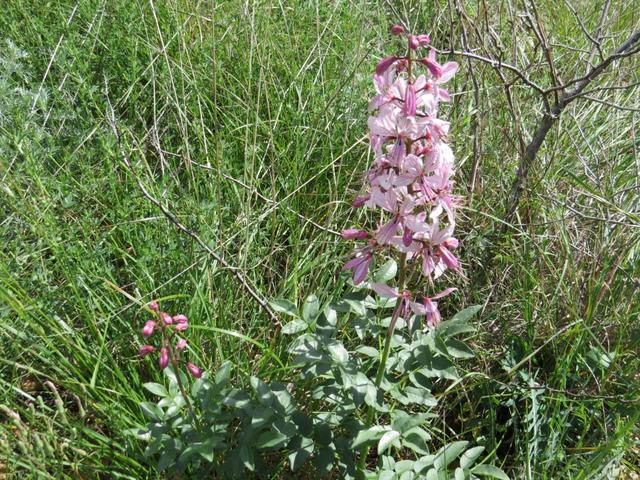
[356,345,379,357]
[326,340,349,363]
[313,446,334,474]
[140,402,163,421]
[288,436,314,471]
[239,445,255,471]
[143,382,167,397]
[460,446,485,468]
[450,305,482,323]
[455,467,468,480]
[352,425,389,448]
[303,294,320,322]
[375,259,397,282]
[446,339,475,359]
[254,430,288,449]
[282,319,308,334]
[471,465,510,479]
[269,299,298,316]
[378,430,401,455]
[215,360,232,384]
[434,441,469,469]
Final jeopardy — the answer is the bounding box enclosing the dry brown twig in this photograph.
[104,87,280,327]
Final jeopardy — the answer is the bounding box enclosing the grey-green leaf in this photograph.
[471,464,510,480]
[143,382,167,397]
[282,319,308,334]
[269,299,298,316]
[303,294,320,322]
[378,430,401,455]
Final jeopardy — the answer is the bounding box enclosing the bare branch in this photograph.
[104,89,281,327]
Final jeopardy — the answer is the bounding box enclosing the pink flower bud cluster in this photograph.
[342,26,460,291]
[139,300,202,378]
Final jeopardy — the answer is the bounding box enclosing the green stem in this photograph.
[357,253,407,473]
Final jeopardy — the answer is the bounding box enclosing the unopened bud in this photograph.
[142,321,156,337]
[160,312,173,325]
[176,338,187,350]
[186,362,202,378]
[139,345,156,357]
[148,300,159,312]
[390,24,405,35]
[172,314,188,324]
[341,229,369,240]
[159,348,169,369]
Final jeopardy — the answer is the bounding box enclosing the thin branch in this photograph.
[503,30,640,225]
[104,90,280,327]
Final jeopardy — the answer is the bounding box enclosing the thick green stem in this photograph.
[357,253,407,473]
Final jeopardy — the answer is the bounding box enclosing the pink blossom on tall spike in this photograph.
[159,348,169,369]
[142,321,155,337]
[341,229,369,240]
[148,300,159,312]
[343,252,373,285]
[390,24,405,35]
[176,338,187,350]
[172,314,188,324]
[376,56,399,75]
[186,362,203,378]
[404,83,416,116]
[139,345,156,357]
[160,312,172,325]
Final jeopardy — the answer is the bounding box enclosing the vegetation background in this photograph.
[0,0,638,478]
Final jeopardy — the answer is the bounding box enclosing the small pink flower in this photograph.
[176,338,187,350]
[172,314,188,324]
[160,312,173,325]
[139,345,156,357]
[342,252,373,285]
[390,24,405,35]
[175,322,189,332]
[408,35,419,50]
[159,347,169,369]
[142,321,156,337]
[148,300,159,312]
[341,229,369,240]
[186,362,203,378]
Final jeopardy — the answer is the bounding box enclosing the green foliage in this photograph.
[133,291,507,479]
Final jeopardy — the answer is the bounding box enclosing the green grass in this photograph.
[1,0,638,478]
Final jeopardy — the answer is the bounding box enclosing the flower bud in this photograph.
[341,229,369,240]
[390,24,405,35]
[408,35,419,50]
[138,345,156,357]
[175,322,188,332]
[176,338,187,350]
[142,321,156,337]
[375,56,398,75]
[186,362,203,378]
[148,300,159,312]
[160,312,172,325]
[404,83,416,116]
[352,195,370,208]
[416,34,430,46]
[159,347,169,369]
[172,314,188,324]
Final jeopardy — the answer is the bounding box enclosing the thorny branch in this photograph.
[104,88,280,327]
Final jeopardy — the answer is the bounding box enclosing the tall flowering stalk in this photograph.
[139,300,203,424]
[345,25,459,471]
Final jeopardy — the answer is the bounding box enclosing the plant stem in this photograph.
[159,316,200,428]
[357,253,407,473]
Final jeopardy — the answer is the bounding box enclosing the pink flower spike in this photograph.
[138,345,155,357]
[341,229,369,240]
[176,338,187,350]
[159,348,169,369]
[160,312,172,325]
[404,83,416,116]
[142,321,156,337]
[375,56,399,75]
[172,314,188,324]
[390,24,405,35]
[186,362,203,378]
[175,322,189,332]
[148,300,159,312]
